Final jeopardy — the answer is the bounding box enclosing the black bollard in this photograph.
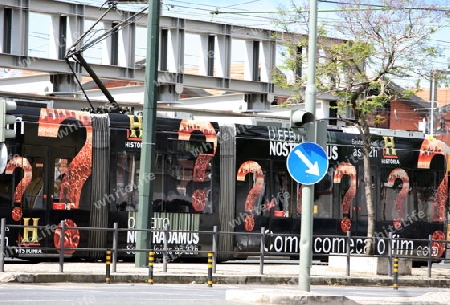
[147,251,154,284]
[106,249,111,284]
[393,257,399,290]
[207,252,213,287]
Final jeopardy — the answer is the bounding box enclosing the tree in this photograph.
[273,0,448,253]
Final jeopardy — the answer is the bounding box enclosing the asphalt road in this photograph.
[0,283,243,305]
[1,283,449,305]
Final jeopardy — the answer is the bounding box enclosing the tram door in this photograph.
[352,166,377,236]
[19,145,77,248]
[12,144,49,250]
[266,161,295,234]
[332,162,360,235]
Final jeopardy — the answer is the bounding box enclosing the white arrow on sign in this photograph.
[294,149,319,176]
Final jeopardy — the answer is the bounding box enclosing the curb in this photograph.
[4,273,450,287]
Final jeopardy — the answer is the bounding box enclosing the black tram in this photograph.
[0,105,448,262]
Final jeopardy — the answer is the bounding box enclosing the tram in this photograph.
[0,104,448,262]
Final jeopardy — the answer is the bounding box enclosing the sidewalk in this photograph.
[1,260,449,304]
[0,259,449,285]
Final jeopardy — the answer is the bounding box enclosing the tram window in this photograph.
[414,170,440,222]
[24,161,45,210]
[256,170,269,216]
[153,153,165,212]
[164,153,194,213]
[53,158,69,202]
[416,188,434,222]
[162,151,213,214]
[275,172,288,211]
[296,184,302,215]
[314,173,332,218]
[379,168,412,221]
[236,160,267,217]
[314,201,330,218]
[0,176,13,206]
[316,172,332,194]
[113,153,139,212]
[271,170,290,217]
[356,180,368,218]
[313,197,332,218]
[335,174,354,218]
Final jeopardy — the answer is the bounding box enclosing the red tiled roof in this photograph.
[415,89,450,108]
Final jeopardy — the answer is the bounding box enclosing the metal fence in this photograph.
[0,218,448,278]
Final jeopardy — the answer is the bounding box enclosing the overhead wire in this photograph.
[63,0,449,45]
[163,0,277,28]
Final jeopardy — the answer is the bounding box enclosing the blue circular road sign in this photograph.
[286,142,328,185]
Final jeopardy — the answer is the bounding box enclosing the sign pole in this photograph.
[135,0,160,267]
[286,142,328,291]
[299,0,318,292]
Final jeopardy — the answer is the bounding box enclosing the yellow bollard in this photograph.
[393,257,399,290]
[147,251,154,284]
[105,249,111,284]
[207,252,213,287]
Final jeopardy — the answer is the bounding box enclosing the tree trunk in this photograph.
[363,124,375,255]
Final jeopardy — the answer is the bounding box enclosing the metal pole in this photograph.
[212,226,217,274]
[299,0,318,292]
[388,232,393,277]
[427,234,432,278]
[163,224,168,272]
[260,227,265,275]
[0,218,5,272]
[430,72,436,136]
[59,220,65,273]
[346,231,351,276]
[112,222,118,272]
[135,0,160,267]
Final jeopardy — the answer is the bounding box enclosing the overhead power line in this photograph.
[211,5,450,15]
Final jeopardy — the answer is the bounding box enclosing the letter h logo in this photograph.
[383,136,398,158]
[22,218,40,244]
[127,115,143,140]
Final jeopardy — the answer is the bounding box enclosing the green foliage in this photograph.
[272,0,448,128]
[272,0,448,246]
[400,88,416,98]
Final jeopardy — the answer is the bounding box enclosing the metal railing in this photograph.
[0,218,448,278]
